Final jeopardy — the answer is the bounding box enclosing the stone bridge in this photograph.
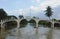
[0,17,40,30]
[0,16,60,31]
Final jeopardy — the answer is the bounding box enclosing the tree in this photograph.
[52,18,57,21]
[0,8,7,21]
[7,15,17,19]
[45,6,53,20]
[19,15,24,19]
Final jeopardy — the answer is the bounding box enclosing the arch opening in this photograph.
[54,23,60,27]
[29,19,36,24]
[20,19,28,28]
[28,19,36,28]
[3,21,17,30]
[38,20,51,27]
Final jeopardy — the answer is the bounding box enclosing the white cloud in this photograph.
[30,6,39,12]
[29,0,60,18]
[7,9,24,16]
[39,0,60,8]
[30,0,60,12]
[7,0,60,18]
[35,0,40,3]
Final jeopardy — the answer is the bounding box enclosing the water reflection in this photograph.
[0,29,7,39]
[46,28,53,39]
[17,28,22,39]
[20,23,27,28]
[0,23,60,39]
[34,28,39,39]
[30,23,36,28]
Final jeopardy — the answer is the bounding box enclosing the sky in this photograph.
[0,0,60,20]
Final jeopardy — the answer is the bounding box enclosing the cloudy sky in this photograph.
[0,0,60,19]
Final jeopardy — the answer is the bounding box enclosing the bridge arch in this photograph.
[20,19,28,24]
[38,20,47,25]
[4,21,17,30]
[19,19,28,28]
[1,19,17,30]
[28,19,37,28]
[29,19,36,24]
[38,20,52,27]
[0,18,40,29]
[0,18,28,29]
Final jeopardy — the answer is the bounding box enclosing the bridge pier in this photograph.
[47,20,55,39]
[17,19,23,29]
[51,20,54,29]
[1,20,3,29]
[36,20,39,28]
[17,20,21,39]
[33,18,40,28]
[17,18,23,39]
[0,20,5,35]
[17,20,20,29]
[1,20,3,28]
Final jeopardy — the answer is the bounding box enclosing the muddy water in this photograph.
[0,23,60,39]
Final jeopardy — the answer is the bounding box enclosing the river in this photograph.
[0,23,60,39]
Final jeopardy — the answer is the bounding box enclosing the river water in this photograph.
[0,23,60,39]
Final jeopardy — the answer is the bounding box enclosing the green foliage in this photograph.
[20,19,28,24]
[52,18,57,21]
[7,15,17,19]
[47,22,51,27]
[20,24,27,28]
[20,19,28,28]
[38,20,47,25]
[29,19,36,24]
[38,20,52,27]
[19,15,24,19]
[0,8,7,21]
[45,6,53,19]
[5,21,17,30]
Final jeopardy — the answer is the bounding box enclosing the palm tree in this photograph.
[45,6,53,39]
[45,6,53,20]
